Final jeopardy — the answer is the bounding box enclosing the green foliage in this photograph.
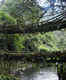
[13,34,26,51]
[0,75,18,80]
[0,30,65,53]
[0,0,65,53]
[0,11,16,24]
[1,0,43,27]
[24,32,60,52]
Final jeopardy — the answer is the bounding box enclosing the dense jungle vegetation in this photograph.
[0,31,65,53]
[0,0,66,79]
[0,0,65,53]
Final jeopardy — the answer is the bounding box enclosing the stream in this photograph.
[20,66,59,80]
[0,60,64,80]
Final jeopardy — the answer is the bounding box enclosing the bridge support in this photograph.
[56,62,63,80]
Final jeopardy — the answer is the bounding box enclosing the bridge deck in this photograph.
[0,50,66,59]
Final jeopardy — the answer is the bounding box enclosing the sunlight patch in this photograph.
[37,0,47,7]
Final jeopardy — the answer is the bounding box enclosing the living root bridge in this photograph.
[0,51,66,62]
[0,53,46,63]
[0,18,65,34]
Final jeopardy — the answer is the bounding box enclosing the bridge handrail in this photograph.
[39,11,65,25]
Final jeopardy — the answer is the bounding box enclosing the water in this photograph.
[0,60,63,80]
[20,66,59,80]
